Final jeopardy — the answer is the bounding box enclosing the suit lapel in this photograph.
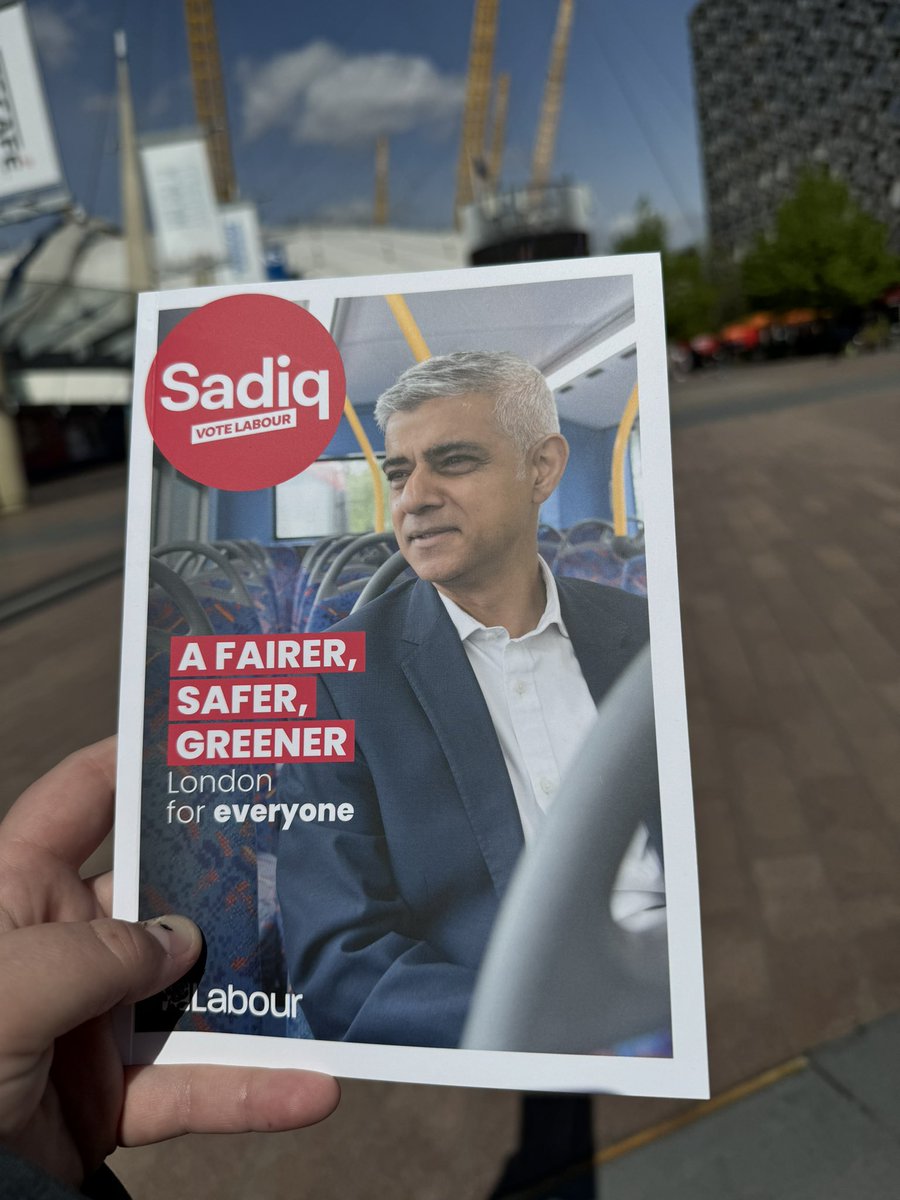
[400,581,524,897]
[558,579,645,705]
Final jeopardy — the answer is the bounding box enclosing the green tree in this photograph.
[742,167,899,310]
[611,199,719,339]
[663,247,719,342]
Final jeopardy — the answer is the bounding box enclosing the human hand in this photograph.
[0,739,339,1187]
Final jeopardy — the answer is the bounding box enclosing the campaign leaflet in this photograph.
[113,255,708,1098]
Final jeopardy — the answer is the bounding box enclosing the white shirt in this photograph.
[438,559,665,925]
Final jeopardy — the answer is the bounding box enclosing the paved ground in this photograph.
[593,1014,900,1199]
[1,349,898,1196]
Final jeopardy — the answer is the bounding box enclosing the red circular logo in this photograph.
[144,294,346,492]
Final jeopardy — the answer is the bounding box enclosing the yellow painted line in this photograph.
[595,1056,810,1166]
[610,382,639,538]
[385,293,432,363]
[342,396,386,533]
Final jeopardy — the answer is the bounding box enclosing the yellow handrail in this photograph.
[611,383,639,537]
[385,293,432,362]
[339,295,431,535]
[342,395,385,532]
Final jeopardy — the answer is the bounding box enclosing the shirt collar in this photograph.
[437,556,570,643]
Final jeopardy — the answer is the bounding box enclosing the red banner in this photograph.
[170,633,366,676]
[168,676,317,723]
[167,720,355,766]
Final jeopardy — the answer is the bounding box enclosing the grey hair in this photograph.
[374,351,559,456]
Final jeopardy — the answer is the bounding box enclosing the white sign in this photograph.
[216,201,265,284]
[140,136,226,269]
[0,2,65,201]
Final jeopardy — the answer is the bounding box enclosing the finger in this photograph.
[119,1065,340,1144]
[0,738,117,869]
[86,870,114,916]
[0,914,201,1053]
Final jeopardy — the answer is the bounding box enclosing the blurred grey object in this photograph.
[462,644,670,1055]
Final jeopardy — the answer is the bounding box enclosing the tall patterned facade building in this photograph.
[690,0,900,255]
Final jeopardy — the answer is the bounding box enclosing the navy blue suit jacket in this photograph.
[276,574,652,1048]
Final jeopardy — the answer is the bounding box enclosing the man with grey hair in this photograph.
[277,350,659,1049]
[375,350,560,465]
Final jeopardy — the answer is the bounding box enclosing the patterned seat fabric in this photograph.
[552,521,647,593]
[538,523,563,570]
[138,563,310,1038]
[264,545,306,630]
[622,554,647,596]
[554,542,626,588]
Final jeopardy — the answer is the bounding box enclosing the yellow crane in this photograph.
[183,0,237,203]
[453,0,500,223]
[488,71,510,188]
[530,0,575,190]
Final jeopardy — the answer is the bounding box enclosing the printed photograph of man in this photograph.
[276,350,665,1050]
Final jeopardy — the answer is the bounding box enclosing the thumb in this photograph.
[0,916,202,1054]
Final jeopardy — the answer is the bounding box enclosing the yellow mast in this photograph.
[530,0,575,189]
[453,0,500,224]
[488,71,510,188]
[183,0,237,203]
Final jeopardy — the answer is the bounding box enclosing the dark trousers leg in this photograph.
[488,1093,595,1198]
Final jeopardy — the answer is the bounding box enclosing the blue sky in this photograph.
[21,0,705,250]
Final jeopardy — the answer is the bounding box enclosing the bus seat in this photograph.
[538,523,563,570]
[309,533,395,607]
[138,772,268,1036]
[613,530,645,559]
[231,539,270,570]
[289,566,312,633]
[171,571,263,636]
[140,567,281,1036]
[554,543,626,588]
[560,518,616,548]
[352,551,416,612]
[151,545,264,636]
[212,540,283,633]
[291,535,356,632]
[306,576,369,632]
[263,545,307,630]
[622,555,648,596]
[154,542,255,606]
[301,533,396,631]
[147,559,213,642]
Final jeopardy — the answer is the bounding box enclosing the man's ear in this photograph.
[529,434,569,505]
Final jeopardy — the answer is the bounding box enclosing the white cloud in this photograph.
[239,41,464,146]
[239,41,342,140]
[30,2,81,69]
[607,210,638,240]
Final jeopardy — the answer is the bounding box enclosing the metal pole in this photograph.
[115,30,154,293]
[0,354,27,514]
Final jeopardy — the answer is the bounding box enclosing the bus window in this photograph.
[629,429,644,531]
[275,456,392,540]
